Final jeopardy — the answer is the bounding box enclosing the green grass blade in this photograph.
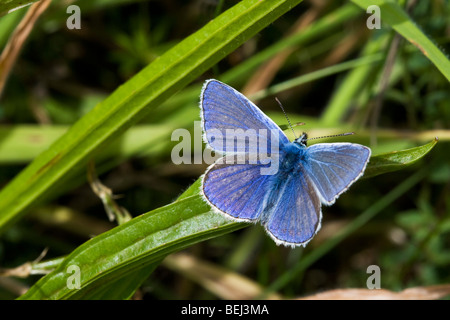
[321,32,390,125]
[249,54,384,101]
[67,262,161,300]
[0,124,174,164]
[18,193,243,299]
[0,0,304,232]
[0,1,37,16]
[351,0,450,81]
[221,3,361,85]
[364,137,438,179]
[146,3,362,122]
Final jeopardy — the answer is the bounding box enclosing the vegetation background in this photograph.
[0,0,448,300]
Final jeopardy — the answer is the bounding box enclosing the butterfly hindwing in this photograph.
[304,143,371,205]
[262,167,321,247]
[202,155,272,221]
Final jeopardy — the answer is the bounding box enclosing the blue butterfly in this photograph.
[200,79,371,247]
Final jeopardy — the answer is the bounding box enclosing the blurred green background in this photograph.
[0,0,449,299]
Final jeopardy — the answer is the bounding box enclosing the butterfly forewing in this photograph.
[201,80,289,154]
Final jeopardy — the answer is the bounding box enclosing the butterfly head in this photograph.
[294,132,308,147]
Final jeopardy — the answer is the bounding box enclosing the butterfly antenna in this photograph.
[306,132,355,141]
[275,97,297,139]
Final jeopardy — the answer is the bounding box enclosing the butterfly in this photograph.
[200,79,371,247]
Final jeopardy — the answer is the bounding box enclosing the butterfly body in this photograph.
[200,79,371,247]
[272,144,304,179]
